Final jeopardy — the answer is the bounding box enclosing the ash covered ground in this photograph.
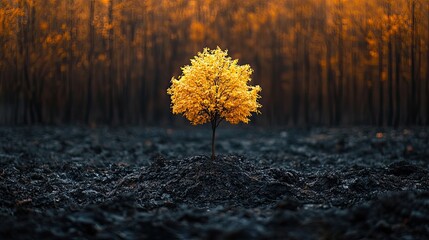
[0,126,429,239]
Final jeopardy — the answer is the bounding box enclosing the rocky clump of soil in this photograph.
[134,155,295,208]
[0,127,429,239]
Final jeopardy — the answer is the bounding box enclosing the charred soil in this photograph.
[1,126,429,239]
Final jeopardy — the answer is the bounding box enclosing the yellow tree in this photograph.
[167,47,261,160]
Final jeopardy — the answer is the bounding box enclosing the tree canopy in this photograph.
[167,47,261,126]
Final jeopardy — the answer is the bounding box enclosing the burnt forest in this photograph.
[1,0,429,239]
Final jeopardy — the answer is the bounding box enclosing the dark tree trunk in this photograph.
[336,0,344,125]
[326,41,335,125]
[378,41,384,126]
[427,5,429,125]
[351,51,358,124]
[292,31,300,125]
[65,0,74,123]
[408,0,416,124]
[108,0,115,124]
[85,0,95,124]
[23,2,32,124]
[304,40,310,126]
[387,2,393,126]
[317,56,323,125]
[211,121,216,160]
[416,36,422,124]
[367,73,375,125]
[394,36,402,127]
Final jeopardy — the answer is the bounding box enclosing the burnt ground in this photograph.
[0,126,429,239]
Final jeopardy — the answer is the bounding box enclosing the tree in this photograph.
[167,47,262,160]
[85,0,95,124]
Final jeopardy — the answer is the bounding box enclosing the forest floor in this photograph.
[0,126,429,239]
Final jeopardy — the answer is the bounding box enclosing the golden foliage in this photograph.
[167,47,262,125]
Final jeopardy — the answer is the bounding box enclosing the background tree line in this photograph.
[0,0,428,126]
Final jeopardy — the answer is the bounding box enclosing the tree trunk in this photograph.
[387,2,393,126]
[336,0,344,125]
[378,40,384,126]
[326,41,335,125]
[351,51,358,124]
[317,56,323,125]
[367,76,375,125]
[65,0,74,123]
[292,31,300,125]
[394,36,401,127]
[427,3,429,125]
[409,0,416,124]
[140,29,148,123]
[23,2,32,124]
[304,40,310,126]
[417,35,422,124]
[211,121,216,160]
[108,0,115,124]
[85,0,95,124]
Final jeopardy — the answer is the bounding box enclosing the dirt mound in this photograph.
[131,155,295,208]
